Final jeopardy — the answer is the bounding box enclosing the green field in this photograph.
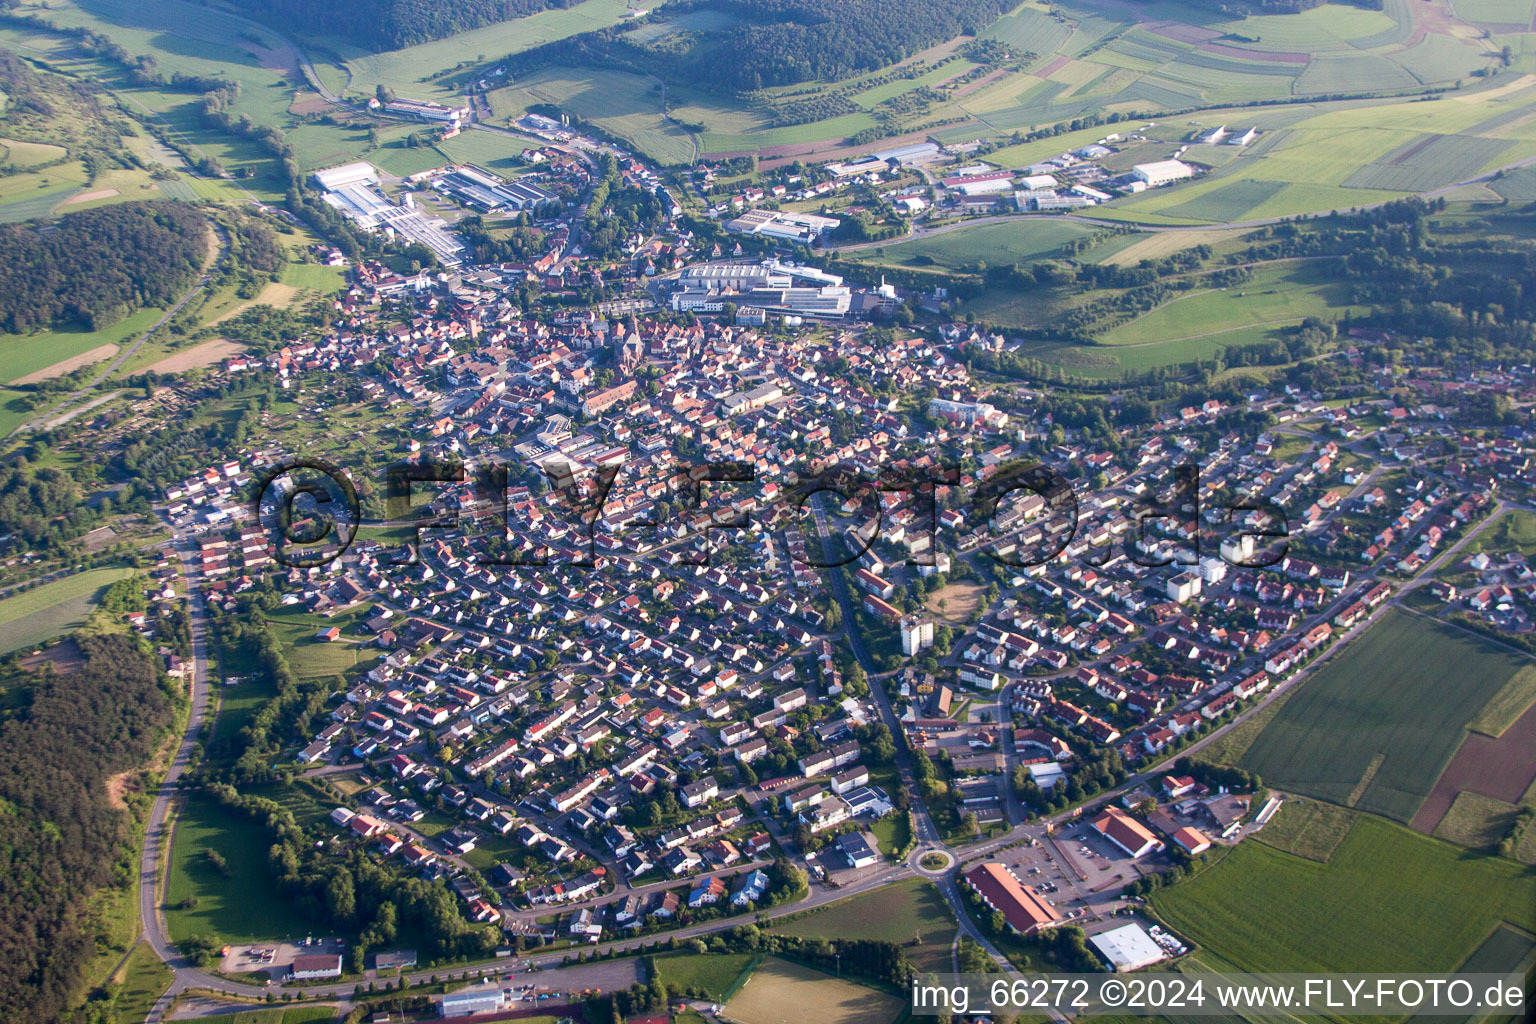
[1343,133,1514,191]
[1252,797,1357,862]
[487,68,697,166]
[1240,609,1536,822]
[0,567,133,654]
[656,952,758,1000]
[0,305,169,385]
[104,941,173,1024]
[337,0,672,104]
[165,793,321,944]
[769,878,957,972]
[1097,260,1361,346]
[843,219,1102,272]
[1152,814,1536,972]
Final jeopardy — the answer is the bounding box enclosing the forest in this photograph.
[0,636,177,1023]
[241,0,569,50]
[0,202,209,334]
[503,0,1016,93]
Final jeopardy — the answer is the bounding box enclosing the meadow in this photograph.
[165,793,320,944]
[486,68,697,166]
[1097,260,1361,346]
[1151,814,1536,972]
[655,952,758,1000]
[0,302,169,386]
[335,0,673,104]
[722,957,904,1024]
[103,942,173,1024]
[1239,608,1536,823]
[842,219,1104,272]
[178,1007,340,1024]
[1252,797,1357,862]
[264,605,373,678]
[0,566,133,655]
[769,878,957,972]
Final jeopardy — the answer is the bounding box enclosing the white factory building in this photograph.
[311,162,466,265]
[432,163,555,212]
[1131,159,1195,188]
[725,209,841,245]
[670,260,851,317]
[385,97,470,123]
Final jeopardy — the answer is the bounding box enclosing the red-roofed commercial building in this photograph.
[961,862,1062,936]
[1092,806,1164,859]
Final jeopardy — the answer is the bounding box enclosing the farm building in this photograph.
[1173,826,1212,855]
[962,862,1062,935]
[1132,160,1194,187]
[875,141,942,164]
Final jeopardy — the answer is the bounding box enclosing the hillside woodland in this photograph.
[503,0,1017,92]
[0,202,209,334]
[0,636,177,1023]
[241,0,569,50]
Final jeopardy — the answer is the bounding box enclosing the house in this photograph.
[687,875,727,908]
[731,868,769,906]
[836,831,879,869]
[681,777,719,807]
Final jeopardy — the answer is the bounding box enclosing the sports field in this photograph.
[722,957,904,1024]
[1151,814,1536,972]
[769,878,957,971]
[1240,608,1536,822]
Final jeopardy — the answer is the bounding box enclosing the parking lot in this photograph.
[219,936,345,978]
[987,827,1151,926]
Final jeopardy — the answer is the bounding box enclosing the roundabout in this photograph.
[912,848,955,875]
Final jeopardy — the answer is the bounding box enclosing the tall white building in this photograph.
[900,615,935,656]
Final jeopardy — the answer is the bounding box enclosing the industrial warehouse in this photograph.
[667,260,854,318]
[431,164,557,213]
[311,162,467,265]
